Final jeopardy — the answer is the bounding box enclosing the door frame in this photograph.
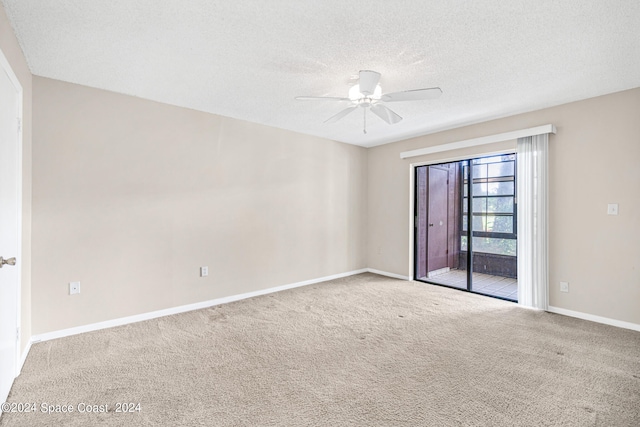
[408,149,514,280]
[0,46,23,378]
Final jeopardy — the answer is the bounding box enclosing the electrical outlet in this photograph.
[200,266,208,277]
[560,281,569,293]
[69,281,81,295]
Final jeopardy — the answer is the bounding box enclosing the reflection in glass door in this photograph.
[414,154,518,301]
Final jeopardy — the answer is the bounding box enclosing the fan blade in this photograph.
[295,96,351,101]
[381,87,442,102]
[324,106,358,123]
[370,104,402,124]
[358,70,381,96]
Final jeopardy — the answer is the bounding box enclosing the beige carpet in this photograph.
[2,273,639,426]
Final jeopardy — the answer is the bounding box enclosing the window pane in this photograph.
[461,235,467,251]
[472,237,516,256]
[463,184,468,197]
[487,181,514,196]
[463,198,468,213]
[473,215,485,232]
[474,156,503,164]
[472,164,487,179]
[486,215,513,233]
[473,197,486,213]
[487,197,514,213]
[488,161,514,177]
[462,214,468,231]
[473,183,487,196]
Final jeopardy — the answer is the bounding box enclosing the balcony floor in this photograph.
[418,269,518,301]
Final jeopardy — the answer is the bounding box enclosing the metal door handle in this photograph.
[0,257,16,268]
[429,223,434,227]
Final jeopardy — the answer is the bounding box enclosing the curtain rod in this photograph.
[399,124,556,159]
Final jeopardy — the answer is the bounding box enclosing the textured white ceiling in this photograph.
[3,0,640,147]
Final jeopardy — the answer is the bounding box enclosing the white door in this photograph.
[0,51,21,405]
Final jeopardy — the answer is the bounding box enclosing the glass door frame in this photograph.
[412,153,518,302]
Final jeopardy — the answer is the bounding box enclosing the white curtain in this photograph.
[517,134,549,310]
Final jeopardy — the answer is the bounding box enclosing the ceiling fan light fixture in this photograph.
[348,83,382,102]
[295,70,441,132]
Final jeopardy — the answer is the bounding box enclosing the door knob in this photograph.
[0,257,16,268]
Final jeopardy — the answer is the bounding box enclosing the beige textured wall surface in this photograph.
[32,77,367,334]
[368,88,640,325]
[0,4,32,356]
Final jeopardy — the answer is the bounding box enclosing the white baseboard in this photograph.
[31,268,368,344]
[17,340,32,375]
[366,268,411,281]
[548,306,640,332]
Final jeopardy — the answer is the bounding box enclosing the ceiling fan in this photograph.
[296,70,442,133]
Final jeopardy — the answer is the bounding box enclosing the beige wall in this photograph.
[16,26,638,334]
[0,5,32,357]
[32,77,368,334]
[32,78,640,333]
[368,88,640,325]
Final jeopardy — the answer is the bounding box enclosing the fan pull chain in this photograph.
[363,107,367,134]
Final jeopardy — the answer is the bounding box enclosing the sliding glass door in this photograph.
[414,154,518,301]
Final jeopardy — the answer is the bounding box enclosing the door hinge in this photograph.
[16,117,22,132]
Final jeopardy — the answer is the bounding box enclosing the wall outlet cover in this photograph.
[560,281,569,293]
[200,266,209,277]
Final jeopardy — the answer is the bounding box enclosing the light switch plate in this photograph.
[69,281,81,295]
[560,281,569,293]
[607,203,618,215]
